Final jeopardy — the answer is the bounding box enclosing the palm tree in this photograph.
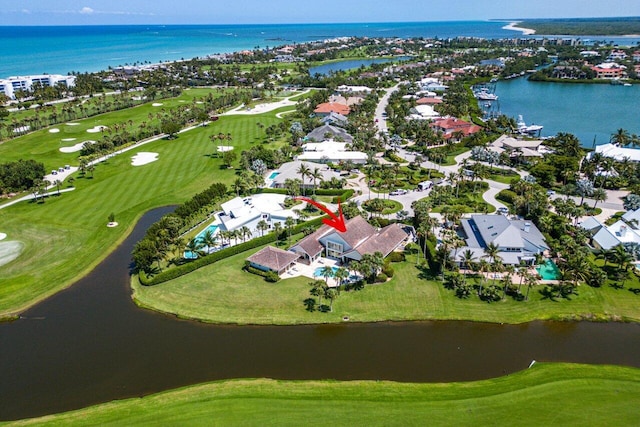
[297,163,310,196]
[325,287,338,312]
[309,279,327,306]
[185,239,205,259]
[273,222,283,244]
[310,167,322,196]
[524,271,538,301]
[461,249,477,280]
[320,265,334,285]
[611,128,630,147]
[256,220,269,237]
[240,226,252,243]
[591,187,607,209]
[200,229,217,253]
[284,217,296,244]
[483,242,501,266]
[334,267,350,289]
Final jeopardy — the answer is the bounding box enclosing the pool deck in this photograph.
[282,257,341,286]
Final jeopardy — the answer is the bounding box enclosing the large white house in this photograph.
[0,75,76,99]
[216,194,297,236]
[298,141,368,164]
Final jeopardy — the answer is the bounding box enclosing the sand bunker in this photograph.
[66,122,80,126]
[0,241,24,268]
[61,138,77,142]
[131,152,159,166]
[152,103,163,107]
[216,145,234,152]
[60,140,95,153]
[49,128,60,133]
[87,125,108,133]
[0,233,6,241]
[196,101,204,104]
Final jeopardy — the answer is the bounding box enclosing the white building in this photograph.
[408,104,440,120]
[298,141,368,164]
[217,194,297,235]
[593,143,640,162]
[0,74,76,99]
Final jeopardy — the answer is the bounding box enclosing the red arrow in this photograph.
[294,197,347,233]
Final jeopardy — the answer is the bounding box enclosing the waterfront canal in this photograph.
[1,207,639,420]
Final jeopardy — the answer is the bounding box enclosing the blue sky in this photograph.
[2,0,640,25]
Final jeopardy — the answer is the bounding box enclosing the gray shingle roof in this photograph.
[305,124,353,143]
[464,215,548,251]
[247,246,299,272]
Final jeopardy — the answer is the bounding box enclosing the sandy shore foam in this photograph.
[131,152,159,166]
[502,22,536,36]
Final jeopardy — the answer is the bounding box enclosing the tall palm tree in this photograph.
[185,239,205,259]
[461,249,477,280]
[334,267,350,289]
[320,265,334,285]
[200,229,217,253]
[240,226,252,243]
[297,163,310,196]
[273,222,283,244]
[325,287,338,311]
[284,217,296,244]
[256,220,269,237]
[591,187,607,209]
[310,167,322,196]
[610,128,630,147]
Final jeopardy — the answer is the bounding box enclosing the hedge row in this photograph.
[143,216,327,286]
[332,189,354,203]
[244,264,280,282]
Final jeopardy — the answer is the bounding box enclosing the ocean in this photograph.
[0,21,533,77]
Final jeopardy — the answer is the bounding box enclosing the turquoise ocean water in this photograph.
[1,21,519,76]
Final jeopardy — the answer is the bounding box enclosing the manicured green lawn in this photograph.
[0,90,292,319]
[132,248,640,325]
[7,363,640,426]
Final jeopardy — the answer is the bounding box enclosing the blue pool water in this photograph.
[313,266,339,277]
[196,224,219,242]
[268,171,280,180]
[536,259,561,280]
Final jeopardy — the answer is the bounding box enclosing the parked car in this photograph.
[546,190,556,196]
[497,207,509,214]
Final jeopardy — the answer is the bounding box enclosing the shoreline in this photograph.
[502,21,536,36]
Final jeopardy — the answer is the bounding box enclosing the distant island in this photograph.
[518,17,640,36]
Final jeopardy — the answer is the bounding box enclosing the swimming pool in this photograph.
[268,171,280,180]
[196,224,219,242]
[536,259,560,280]
[313,266,339,277]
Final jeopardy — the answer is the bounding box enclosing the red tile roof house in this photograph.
[313,102,351,117]
[246,246,299,275]
[430,117,482,139]
[290,216,410,265]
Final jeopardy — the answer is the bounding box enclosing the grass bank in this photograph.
[6,363,640,426]
[0,89,295,319]
[132,251,640,325]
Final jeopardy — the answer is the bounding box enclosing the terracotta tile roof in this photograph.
[416,97,443,105]
[314,102,351,116]
[246,246,299,272]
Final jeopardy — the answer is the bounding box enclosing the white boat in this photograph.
[517,115,543,135]
[624,83,632,87]
[475,90,498,101]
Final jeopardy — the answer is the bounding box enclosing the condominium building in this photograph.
[0,74,76,99]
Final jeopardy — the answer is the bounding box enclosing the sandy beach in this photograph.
[502,22,536,36]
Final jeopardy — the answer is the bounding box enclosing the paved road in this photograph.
[374,83,402,136]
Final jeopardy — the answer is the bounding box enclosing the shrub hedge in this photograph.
[244,264,281,282]
[143,216,326,286]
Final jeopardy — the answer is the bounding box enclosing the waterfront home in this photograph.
[430,117,481,139]
[217,194,297,236]
[592,143,640,162]
[246,246,299,275]
[452,215,549,266]
[590,62,626,79]
[298,141,367,165]
[0,74,75,99]
[269,160,340,189]
[336,85,372,95]
[488,135,544,159]
[313,102,351,117]
[290,216,410,264]
[305,124,353,143]
[409,105,440,120]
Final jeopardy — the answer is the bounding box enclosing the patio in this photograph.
[282,257,342,286]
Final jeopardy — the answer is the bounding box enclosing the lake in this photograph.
[492,77,640,146]
[309,56,411,76]
[1,207,639,420]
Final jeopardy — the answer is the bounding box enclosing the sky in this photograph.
[2,0,640,26]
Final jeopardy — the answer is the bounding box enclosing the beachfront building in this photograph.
[290,216,410,264]
[592,143,640,162]
[0,74,76,99]
[246,246,299,275]
[452,215,549,266]
[216,194,297,236]
[269,160,340,189]
[298,141,368,165]
[305,124,353,143]
[590,62,627,79]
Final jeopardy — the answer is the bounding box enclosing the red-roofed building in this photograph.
[313,102,351,117]
[416,97,443,105]
[590,63,627,79]
[430,117,482,139]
